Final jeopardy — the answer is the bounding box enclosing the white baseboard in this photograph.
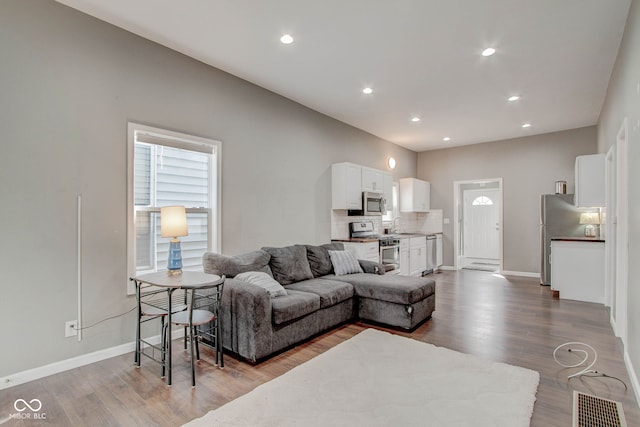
[0,329,184,390]
[500,270,540,278]
[438,265,539,279]
[624,349,640,407]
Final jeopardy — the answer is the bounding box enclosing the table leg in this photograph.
[167,288,173,386]
[135,279,141,366]
[219,309,224,368]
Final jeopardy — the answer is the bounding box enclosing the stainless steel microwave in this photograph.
[349,191,386,216]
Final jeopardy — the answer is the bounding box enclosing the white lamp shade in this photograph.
[161,206,188,238]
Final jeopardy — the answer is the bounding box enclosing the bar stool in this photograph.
[170,276,225,387]
[139,297,187,378]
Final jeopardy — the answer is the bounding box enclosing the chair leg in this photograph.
[183,325,188,350]
[160,317,166,378]
[189,325,196,387]
[218,318,224,368]
[195,326,202,361]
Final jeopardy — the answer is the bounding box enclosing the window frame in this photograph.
[126,122,222,295]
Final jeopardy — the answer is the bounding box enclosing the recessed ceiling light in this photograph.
[362,87,373,94]
[508,95,520,102]
[280,34,294,44]
[481,47,496,57]
[522,123,532,128]
[411,117,421,123]
[443,137,451,141]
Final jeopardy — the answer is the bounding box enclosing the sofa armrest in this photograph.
[221,278,274,362]
[358,259,386,275]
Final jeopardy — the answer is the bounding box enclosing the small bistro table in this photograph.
[129,271,225,386]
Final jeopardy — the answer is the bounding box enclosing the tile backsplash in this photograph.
[331,211,383,239]
[331,209,443,239]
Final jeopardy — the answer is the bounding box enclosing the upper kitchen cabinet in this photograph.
[400,178,430,212]
[575,154,605,207]
[382,172,393,208]
[362,166,384,193]
[332,162,362,210]
[363,166,393,206]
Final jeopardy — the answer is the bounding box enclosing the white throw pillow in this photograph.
[235,271,288,297]
[328,250,364,276]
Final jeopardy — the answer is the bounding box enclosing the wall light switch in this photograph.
[443,218,450,224]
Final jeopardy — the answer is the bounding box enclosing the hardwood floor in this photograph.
[2,270,639,426]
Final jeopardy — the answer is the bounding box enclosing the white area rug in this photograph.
[184,329,539,427]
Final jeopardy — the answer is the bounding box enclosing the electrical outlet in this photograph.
[65,320,78,337]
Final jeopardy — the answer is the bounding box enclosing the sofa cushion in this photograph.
[326,273,436,305]
[203,250,272,278]
[305,243,345,278]
[262,245,314,285]
[235,271,288,298]
[284,278,354,308]
[328,250,364,276]
[271,290,320,325]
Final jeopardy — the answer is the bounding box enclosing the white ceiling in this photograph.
[57,0,630,152]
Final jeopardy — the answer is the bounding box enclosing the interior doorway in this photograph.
[454,179,503,271]
[612,119,628,346]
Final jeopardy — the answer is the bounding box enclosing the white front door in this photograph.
[463,188,500,260]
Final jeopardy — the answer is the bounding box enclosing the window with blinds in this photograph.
[127,123,221,291]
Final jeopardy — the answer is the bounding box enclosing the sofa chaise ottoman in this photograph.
[203,242,435,362]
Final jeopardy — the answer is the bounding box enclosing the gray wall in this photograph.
[416,126,597,272]
[597,0,640,394]
[0,0,416,376]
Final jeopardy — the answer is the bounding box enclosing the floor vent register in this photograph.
[573,391,627,427]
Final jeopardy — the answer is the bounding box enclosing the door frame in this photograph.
[605,143,616,311]
[453,178,503,271]
[614,118,629,345]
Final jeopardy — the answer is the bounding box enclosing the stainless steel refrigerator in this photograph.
[540,194,585,285]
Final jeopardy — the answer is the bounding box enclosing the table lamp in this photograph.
[161,206,188,275]
[579,212,600,238]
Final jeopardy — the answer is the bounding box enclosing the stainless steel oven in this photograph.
[379,237,400,274]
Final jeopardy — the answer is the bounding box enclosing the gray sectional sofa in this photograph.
[203,242,436,362]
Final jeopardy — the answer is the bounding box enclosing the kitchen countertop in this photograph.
[331,237,380,243]
[390,232,441,238]
[551,237,605,243]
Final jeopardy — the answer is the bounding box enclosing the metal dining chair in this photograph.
[169,276,225,387]
[138,291,187,378]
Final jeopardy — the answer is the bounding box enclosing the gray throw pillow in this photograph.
[328,250,364,276]
[305,242,345,277]
[262,245,314,285]
[235,271,288,297]
[202,250,272,278]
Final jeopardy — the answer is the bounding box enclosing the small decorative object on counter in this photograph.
[579,212,600,237]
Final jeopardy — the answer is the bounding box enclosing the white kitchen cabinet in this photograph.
[399,178,430,212]
[342,241,380,263]
[332,162,362,210]
[409,236,427,276]
[399,238,410,275]
[362,167,385,193]
[550,240,604,303]
[382,172,393,209]
[574,154,605,207]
